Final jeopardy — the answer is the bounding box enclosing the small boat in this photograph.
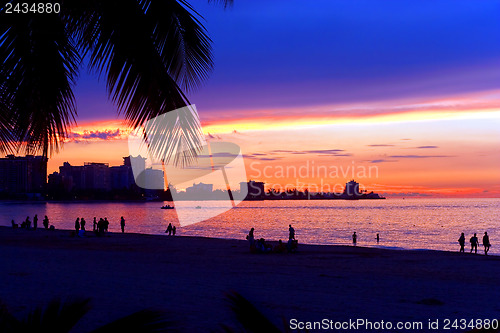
[195,206,202,209]
[161,205,175,209]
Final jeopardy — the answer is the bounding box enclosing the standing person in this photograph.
[97,218,104,235]
[470,233,479,254]
[246,227,255,246]
[104,218,109,232]
[26,216,31,229]
[376,233,380,243]
[352,232,357,246]
[482,232,491,255]
[33,214,38,230]
[458,232,466,253]
[80,218,86,231]
[43,216,49,230]
[120,216,125,233]
[289,224,295,240]
[166,223,173,235]
[172,226,176,236]
[93,217,97,232]
[74,218,80,233]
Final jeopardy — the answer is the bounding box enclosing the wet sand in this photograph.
[0,226,498,332]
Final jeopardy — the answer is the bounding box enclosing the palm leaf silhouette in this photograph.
[90,309,178,333]
[0,298,90,333]
[0,297,177,333]
[0,0,232,162]
[222,291,284,333]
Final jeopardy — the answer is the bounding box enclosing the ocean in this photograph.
[1,198,499,255]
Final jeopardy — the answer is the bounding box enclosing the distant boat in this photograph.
[195,206,202,209]
[161,205,174,209]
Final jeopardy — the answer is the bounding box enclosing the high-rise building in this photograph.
[0,155,48,194]
[240,180,265,199]
[50,156,147,192]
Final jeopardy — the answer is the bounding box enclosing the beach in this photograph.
[0,226,498,332]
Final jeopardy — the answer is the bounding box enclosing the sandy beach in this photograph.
[0,226,498,332]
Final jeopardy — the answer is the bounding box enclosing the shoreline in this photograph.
[1,226,495,257]
[1,226,499,332]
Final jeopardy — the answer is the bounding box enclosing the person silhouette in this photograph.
[482,232,490,255]
[104,218,109,232]
[352,232,357,246]
[120,216,125,233]
[246,227,255,246]
[80,217,86,231]
[289,224,295,240]
[470,233,479,254]
[33,214,38,230]
[166,223,173,235]
[458,232,465,253]
[172,226,176,236]
[97,218,104,235]
[93,217,97,231]
[43,215,49,230]
[75,218,80,233]
[376,233,380,243]
[25,216,31,229]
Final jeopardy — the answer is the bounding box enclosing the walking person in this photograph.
[482,232,491,255]
[289,224,295,240]
[458,232,465,253]
[470,233,479,254]
[352,232,357,246]
[33,214,38,230]
[172,226,176,236]
[120,216,125,233]
[166,223,173,235]
[43,215,49,230]
[74,218,80,233]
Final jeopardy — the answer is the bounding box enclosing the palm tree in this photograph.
[0,0,232,160]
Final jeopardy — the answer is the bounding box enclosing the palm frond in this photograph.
[225,291,283,333]
[71,0,210,124]
[64,0,208,165]
[208,0,234,9]
[0,301,22,333]
[143,105,204,167]
[23,298,91,333]
[0,90,15,154]
[0,3,79,156]
[89,309,178,333]
[143,0,213,92]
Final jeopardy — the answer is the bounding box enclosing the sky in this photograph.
[50,0,500,197]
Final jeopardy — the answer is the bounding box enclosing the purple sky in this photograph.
[74,0,500,121]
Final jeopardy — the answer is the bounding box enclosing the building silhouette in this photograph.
[240,180,265,199]
[50,156,146,192]
[0,155,47,196]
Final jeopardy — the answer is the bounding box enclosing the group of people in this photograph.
[11,215,52,230]
[75,216,126,236]
[165,223,177,236]
[458,232,491,255]
[12,214,127,236]
[246,224,298,253]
